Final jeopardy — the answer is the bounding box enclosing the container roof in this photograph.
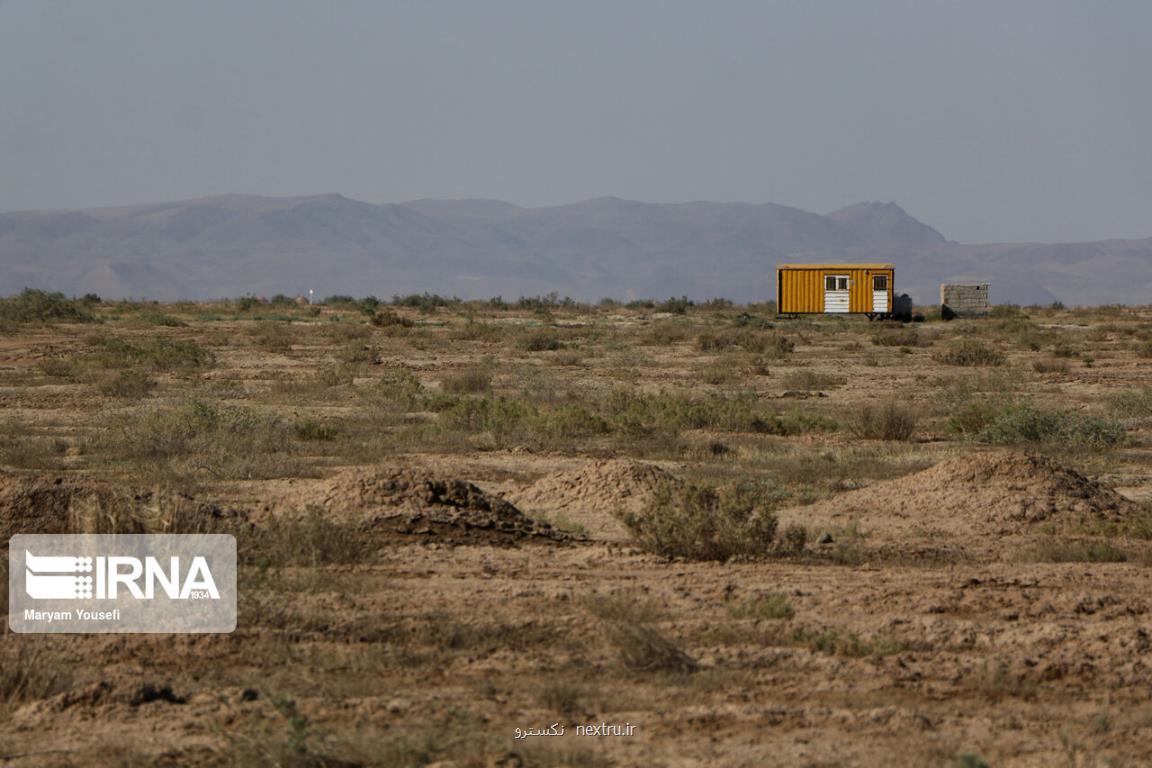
[777,263,894,269]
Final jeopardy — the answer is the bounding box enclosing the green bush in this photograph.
[94,335,214,371]
[0,289,94,323]
[101,399,297,480]
[616,481,782,561]
[518,329,563,352]
[977,406,1126,448]
[727,593,795,620]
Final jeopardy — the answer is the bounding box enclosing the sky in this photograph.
[1,0,1150,243]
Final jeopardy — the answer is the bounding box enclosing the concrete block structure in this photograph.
[941,283,990,320]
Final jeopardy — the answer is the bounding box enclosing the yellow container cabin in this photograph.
[776,263,895,319]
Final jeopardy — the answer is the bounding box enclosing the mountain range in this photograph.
[1,194,1149,305]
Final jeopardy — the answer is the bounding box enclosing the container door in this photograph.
[872,274,889,313]
[824,274,850,313]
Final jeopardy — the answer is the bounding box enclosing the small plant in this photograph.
[1107,388,1152,418]
[0,288,94,323]
[616,480,781,561]
[1032,358,1068,374]
[727,593,795,620]
[780,523,808,553]
[698,329,794,356]
[292,419,339,441]
[781,370,847,390]
[848,402,919,441]
[935,340,1005,366]
[1026,540,1128,563]
[97,369,156,399]
[0,645,71,712]
[604,622,698,674]
[977,405,1126,448]
[655,296,693,314]
[371,308,415,328]
[518,329,563,352]
[872,328,924,347]
[440,366,492,394]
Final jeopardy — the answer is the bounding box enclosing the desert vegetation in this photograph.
[1,294,1152,766]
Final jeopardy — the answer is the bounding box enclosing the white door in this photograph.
[872,274,889,313]
[824,274,850,313]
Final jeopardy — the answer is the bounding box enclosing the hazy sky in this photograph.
[2,1,1150,243]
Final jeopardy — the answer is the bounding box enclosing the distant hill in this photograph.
[0,194,1148,305]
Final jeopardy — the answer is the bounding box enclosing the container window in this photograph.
[825,275,849,291]
[872,275,888,291]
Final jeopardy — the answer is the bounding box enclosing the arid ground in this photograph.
[2,292,1152,767]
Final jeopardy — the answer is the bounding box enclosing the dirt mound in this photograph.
[311,466,567,544]
[0,474,245,543]
[510,459,684,541]
[0,475,88,542]
[779,452,1143,538]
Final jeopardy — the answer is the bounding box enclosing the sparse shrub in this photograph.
[518,329,563,352]
[98,399,298,481]
[1026,540,1128,563]
[616,480,781,561]
[655,296,693,314]
[977,405,1126,448]
[292,419,339,441]
[391,292,458,312]
[1107,388,1152,418]
[555,350,584,366]
[37,357,80,380]
[848,402,919,441]
[242,506,372,566]
[643,320,692,346]
[698,329,793,356]
[1,645,72,712]
[368,369,426,407]
[1052,343,1078,358]
[872,328,923,347]
[440,367,492,395]
[935,340,1005,366]
[604,622,698,674]
[0,288,94,323]
[94,335,214,371]
[313,364,355,388]
[780,524,809,553]
[371,308,415,329]
[338,341,381,365]
[781,370,847,390]
[990,304,1024,318]
[1032,358,1068,374]
[727,593,795,620]
[249,321,296,352]
[97,369,156,399]
[1135,340,1152,358]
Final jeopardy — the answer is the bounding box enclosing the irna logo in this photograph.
[9,533,237,634]
[24,551,220,601]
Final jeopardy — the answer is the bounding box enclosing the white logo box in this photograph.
[9,534,236,633]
